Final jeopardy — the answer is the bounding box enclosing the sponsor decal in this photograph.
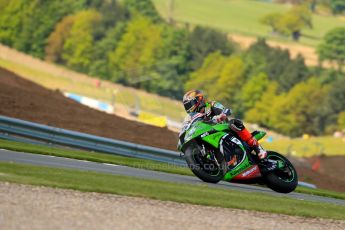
[242,166,258,177]
[201,132,209,138]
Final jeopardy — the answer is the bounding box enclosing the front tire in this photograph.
[264,151,298,193]
[184,143,227,183]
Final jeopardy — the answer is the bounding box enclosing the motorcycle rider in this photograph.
[182,89,276,170]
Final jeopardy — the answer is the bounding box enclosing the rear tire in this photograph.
[264,151,298,193]
[184,144,227,183]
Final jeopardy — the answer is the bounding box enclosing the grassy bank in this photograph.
[1,139,345,200]
[153,0,345,47]
[0,162,344,220]
[0,58,185,121]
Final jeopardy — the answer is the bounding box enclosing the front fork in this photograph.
[200,144,220,167]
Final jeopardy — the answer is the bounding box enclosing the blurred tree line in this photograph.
[0,0,344,137]
[274,0,345,15]
[186,38,345,136]
[260,5,312,41]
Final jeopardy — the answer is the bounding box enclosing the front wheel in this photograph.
[184,143,227,183]
[264,151,298,193]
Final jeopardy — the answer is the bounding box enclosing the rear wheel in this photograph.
[264,151,298,193]
[184,143,227,183]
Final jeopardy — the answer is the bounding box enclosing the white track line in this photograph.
[102,163,119,167]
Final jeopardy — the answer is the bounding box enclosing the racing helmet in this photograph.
[182,90,206,114]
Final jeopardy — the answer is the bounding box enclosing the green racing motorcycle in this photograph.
[178,113,298,193]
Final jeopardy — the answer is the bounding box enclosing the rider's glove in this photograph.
[211,113,227,123]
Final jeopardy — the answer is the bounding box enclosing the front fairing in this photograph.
[179,121,231,151]
[184,121,213,143]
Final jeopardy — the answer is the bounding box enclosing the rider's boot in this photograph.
[252,145,277,172]
[236,128,277,171]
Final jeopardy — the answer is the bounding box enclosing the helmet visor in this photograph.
[183,98,198,113]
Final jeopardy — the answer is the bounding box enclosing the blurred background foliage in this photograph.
[0,0,344,137]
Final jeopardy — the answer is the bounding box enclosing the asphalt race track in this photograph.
[0,149,344,206]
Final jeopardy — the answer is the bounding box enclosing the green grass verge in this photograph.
[0,139,192,176]
[296,187,345,200]
[1,139,345,200]
[0,162,344,220]
[153,0,345,47]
